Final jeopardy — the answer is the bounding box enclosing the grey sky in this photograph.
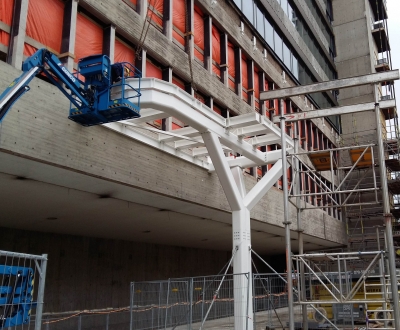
[387,0,399,99]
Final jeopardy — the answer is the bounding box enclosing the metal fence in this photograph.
[129,273,298,330]
[0,250,48,330]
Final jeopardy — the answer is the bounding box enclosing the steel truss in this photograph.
[98,70,399,330]
[293,251,387,305]
[288,144,379,210]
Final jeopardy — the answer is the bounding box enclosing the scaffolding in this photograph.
[260,68,400,329]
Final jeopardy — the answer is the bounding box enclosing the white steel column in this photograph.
[374,84,400,328]
[202,132,253,330]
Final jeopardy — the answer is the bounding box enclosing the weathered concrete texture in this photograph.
[78,0,338,144]
[0,227,230,312]
[0,60,346,246]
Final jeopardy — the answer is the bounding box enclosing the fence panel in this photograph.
[0,250,47,330]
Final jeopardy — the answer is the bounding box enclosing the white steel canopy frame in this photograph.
[105,78,292,330]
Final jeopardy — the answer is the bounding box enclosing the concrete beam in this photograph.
[103,25,116,62]
[272,99,396,123]
[7,0,29,69]
[260,70,400,100]
[60,0,78,72]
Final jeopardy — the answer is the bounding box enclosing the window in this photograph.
[274,31,283,59]
[0,0,14,48]
[242,0,254,24]
[256,7,264,37]
[264,17,274,47]
[283,42,291,69]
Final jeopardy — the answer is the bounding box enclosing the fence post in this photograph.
[246,273,250,330]
[252,273,256,329]
[129,282,134,330]
[105,313,109,330]
[189,278,193,329]
[35,254,48,330]
[164,279,171,330]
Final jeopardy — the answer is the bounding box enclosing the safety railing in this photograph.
[0,250,47,330]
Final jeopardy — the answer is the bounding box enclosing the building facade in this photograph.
[0,0,394,317]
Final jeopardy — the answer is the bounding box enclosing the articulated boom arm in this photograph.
[0,48,141,126]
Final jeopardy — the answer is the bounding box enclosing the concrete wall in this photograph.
[333,0,377,144]
[0,227,230,312]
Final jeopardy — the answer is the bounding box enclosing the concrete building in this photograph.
[0,0,396,323]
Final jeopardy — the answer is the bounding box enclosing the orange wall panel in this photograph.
[75,14,103,62]
[115,39,135,64]
[26,0,64,53]
[147,0,163,27]
[212,25,221,76]
[194,5,204,62]
[173,0,185,46]
[228,41,235,90]
[0,0,14,47]
[146,60,162,79]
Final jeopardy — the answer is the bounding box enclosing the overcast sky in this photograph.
[386,0,399,98]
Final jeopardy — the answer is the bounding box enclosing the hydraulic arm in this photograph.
[0,48,141,126]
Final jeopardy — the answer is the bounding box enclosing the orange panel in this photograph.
[115,39,135,64]
[147,0,163,27]
[213,105,222,115]
[173,0,185,46]
[172,76,185,89]
[75,14,103,62]
[212,25,221,76]
[194,5,204,62]
[172,122,183,130]
[228,41,235,78]
[130,0,137,4]
[0,0,14,47]
[241,55,248,89]
[349,148,373,168]
[146,60,162,79]
[23,44,37,57]
[26,0,64,53]
[254,67,260,110]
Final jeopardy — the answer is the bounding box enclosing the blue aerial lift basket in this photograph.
[0,48,142,126]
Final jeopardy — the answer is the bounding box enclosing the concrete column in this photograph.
[163,0,172,40]
[247,59,254,109]
[235,47,242,98]
[259,71,266,116]
[137,0,148,20]
[162,67,173,131]
[59,0,78,72]
[220,32,228,86]
[136,49,147,77]
[7,0,29,69]
[103,25,116,63]
[204,16,212,73]
[185,0,194,59]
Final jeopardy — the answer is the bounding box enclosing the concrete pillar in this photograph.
[162,67,173,131]
[137,0,148,20]
[204,16,212,73]
[247,59,254,109]
[235,47,242,98]
[103,25,116,63]
[163,0,172,40]
[7,0,29,69]
[59,0,78,72]
[136,49,147,77]
[259,71,266,116]
[185,0,194,62]
[220,32,228,86]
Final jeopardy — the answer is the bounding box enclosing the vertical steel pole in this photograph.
[130,282,134,330]
[35,254,48,330]
[374,84,400,329]
[294,121,308,330]
[280,99,295,330]
[376,226,388,328]
[189,278,193,329]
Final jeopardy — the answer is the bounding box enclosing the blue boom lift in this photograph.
[0,266,35,328]
[0,48,141,126]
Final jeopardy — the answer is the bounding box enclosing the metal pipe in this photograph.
[280,99,295,330]
[291,187,379,197]
[294,144,376,155]
[34,254,48,330]
[376,226,388,328]
[374,83,400,329]
[370,146,379,203]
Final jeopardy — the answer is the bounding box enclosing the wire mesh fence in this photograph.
[0,250,47,330]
